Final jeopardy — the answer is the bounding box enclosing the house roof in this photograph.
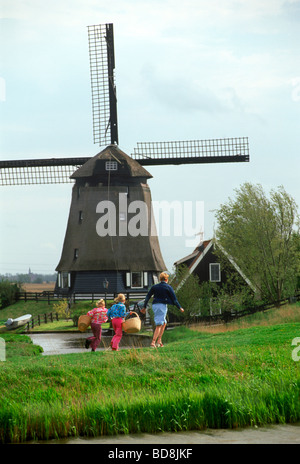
[174,240,212,268]
[174,238,257,292]
[71,145,153,181]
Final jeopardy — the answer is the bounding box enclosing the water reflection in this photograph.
[28,332,151,355]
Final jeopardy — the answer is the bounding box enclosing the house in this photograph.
[174,238,256,293]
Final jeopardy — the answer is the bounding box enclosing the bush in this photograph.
[168,266,203,323]
[52,299,70,320]
[0,281,21,310]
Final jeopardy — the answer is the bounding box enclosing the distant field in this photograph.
[22,282,55,292]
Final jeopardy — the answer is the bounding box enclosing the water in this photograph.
[28,331,151,355]
[29,424,300,444]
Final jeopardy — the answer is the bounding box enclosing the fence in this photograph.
[18,291,56,304]
[25,312,59,331]
[17,291,148,305]
[169,292,300,325]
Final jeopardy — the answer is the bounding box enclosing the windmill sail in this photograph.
[0,158,89,185]
[0,136,249,185]
[132,137,249,165]
[88,23,118,146]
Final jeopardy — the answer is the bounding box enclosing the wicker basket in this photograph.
[78,315,91,332]
[122,311,141,334]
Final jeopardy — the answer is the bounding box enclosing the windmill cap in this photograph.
[71,145,152,180]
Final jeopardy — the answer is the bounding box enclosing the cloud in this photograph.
[40,242,58,252]
[143,69,240,114]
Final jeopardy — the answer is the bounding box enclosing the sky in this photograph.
[0,0,300,275]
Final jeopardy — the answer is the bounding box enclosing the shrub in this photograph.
[0,281,21,310]
[52,299,70,320]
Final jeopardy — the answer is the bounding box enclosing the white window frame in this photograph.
[143,272,148,287]
[131,272,143,288]
[125,271,146,288]
[105,161,118,171]
[153,274,159,284]
[59,272,71,289]
[209,263,221,282]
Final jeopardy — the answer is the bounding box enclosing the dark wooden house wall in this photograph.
[191,243,248,289]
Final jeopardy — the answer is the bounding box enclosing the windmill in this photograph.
[0,23,249,297]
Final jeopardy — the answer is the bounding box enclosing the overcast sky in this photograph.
[1,0,300,275]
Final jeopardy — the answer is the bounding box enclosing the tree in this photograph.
[215,183,300,304]
[168,265,203,322]
[0,280,21,309]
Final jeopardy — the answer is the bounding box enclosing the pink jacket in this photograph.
[87,307,108,324]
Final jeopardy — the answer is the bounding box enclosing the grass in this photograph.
[0,303,299,443]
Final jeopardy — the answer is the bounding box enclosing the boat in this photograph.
[4,314,32,330]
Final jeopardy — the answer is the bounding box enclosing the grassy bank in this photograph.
[0,304,299,443]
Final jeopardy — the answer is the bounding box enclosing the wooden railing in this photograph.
[17,291,148,304]
[25,312,59,331]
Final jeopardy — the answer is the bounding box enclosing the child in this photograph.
[107,293,130,351]
[85,299,108,352]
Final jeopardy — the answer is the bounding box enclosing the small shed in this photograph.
[174,239,256,292]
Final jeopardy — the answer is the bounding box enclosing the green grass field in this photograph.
[0,302,299,443]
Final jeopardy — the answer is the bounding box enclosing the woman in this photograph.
[141,272,184,348]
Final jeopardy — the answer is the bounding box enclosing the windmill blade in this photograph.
[0,136,249,185]
[131,137,249,165]
[88,23,118,146]
[0,157,89,185]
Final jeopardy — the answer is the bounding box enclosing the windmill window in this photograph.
[106,161,118,171]
[74,248,79,260]
[131,272,143,288]
[126,272,144,288]
[79,211,83,223]
[153,274,159,284]
[59,272,71,289]
[209,263,221,282]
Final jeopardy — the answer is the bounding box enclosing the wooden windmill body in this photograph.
[55,145,166,295]
[0,23,249,298]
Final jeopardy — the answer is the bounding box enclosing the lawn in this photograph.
[0,303,299,443]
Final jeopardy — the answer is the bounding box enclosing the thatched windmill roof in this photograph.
[71,145,152,181]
